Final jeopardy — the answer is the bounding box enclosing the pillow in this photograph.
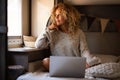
[94,54,118,63]
[85,63,120,78]
[8,37,23,48]
[23,36,37,48]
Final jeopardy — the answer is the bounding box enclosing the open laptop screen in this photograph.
[49,56,86,78]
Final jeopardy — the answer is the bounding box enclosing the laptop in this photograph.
[49,56,86,78]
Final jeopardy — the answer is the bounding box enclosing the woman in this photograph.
[35,3,101,71]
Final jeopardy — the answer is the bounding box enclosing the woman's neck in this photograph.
[59,24,69,33]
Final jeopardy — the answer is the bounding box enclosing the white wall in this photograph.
[32,0,54,37]
[22,0,29,35]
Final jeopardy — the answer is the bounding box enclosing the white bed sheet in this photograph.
[17,70,109,80]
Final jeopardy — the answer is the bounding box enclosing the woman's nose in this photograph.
[55,14,59,19]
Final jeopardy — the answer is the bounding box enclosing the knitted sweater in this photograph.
[35,28,101,66]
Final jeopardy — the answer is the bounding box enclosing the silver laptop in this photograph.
[49,56,86,78]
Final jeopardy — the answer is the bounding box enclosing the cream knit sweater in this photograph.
[35,28,101,66]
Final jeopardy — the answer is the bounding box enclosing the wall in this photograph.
[22,0,29,35]
[31,0,54,37]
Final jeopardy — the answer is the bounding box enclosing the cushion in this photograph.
[8,37,23,48]
[94,54,118,63]
[23,36,36,48]
[86,62,120,78]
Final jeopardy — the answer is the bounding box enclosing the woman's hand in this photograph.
[48,23,58,30]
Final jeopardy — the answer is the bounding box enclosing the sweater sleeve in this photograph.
[35,27,53,50]
[79,30,101,66]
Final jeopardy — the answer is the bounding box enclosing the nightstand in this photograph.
[8,47,50,71]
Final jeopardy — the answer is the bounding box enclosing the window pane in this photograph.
[7,0,22,36]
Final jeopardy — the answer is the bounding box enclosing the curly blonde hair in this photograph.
[50,3,81,35]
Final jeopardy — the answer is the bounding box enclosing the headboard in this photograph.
[85,32,120,56]
[78,5,120,56]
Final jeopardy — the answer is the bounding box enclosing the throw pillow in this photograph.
[86,62,120,78]
[23,36,36,48]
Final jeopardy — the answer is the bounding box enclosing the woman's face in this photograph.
[55,8,67,26]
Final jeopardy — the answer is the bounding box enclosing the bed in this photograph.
[17,0,120,80]
[16,33,120,80]
[17,32,120,80]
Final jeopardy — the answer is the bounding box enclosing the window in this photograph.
[7,0,22,36]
